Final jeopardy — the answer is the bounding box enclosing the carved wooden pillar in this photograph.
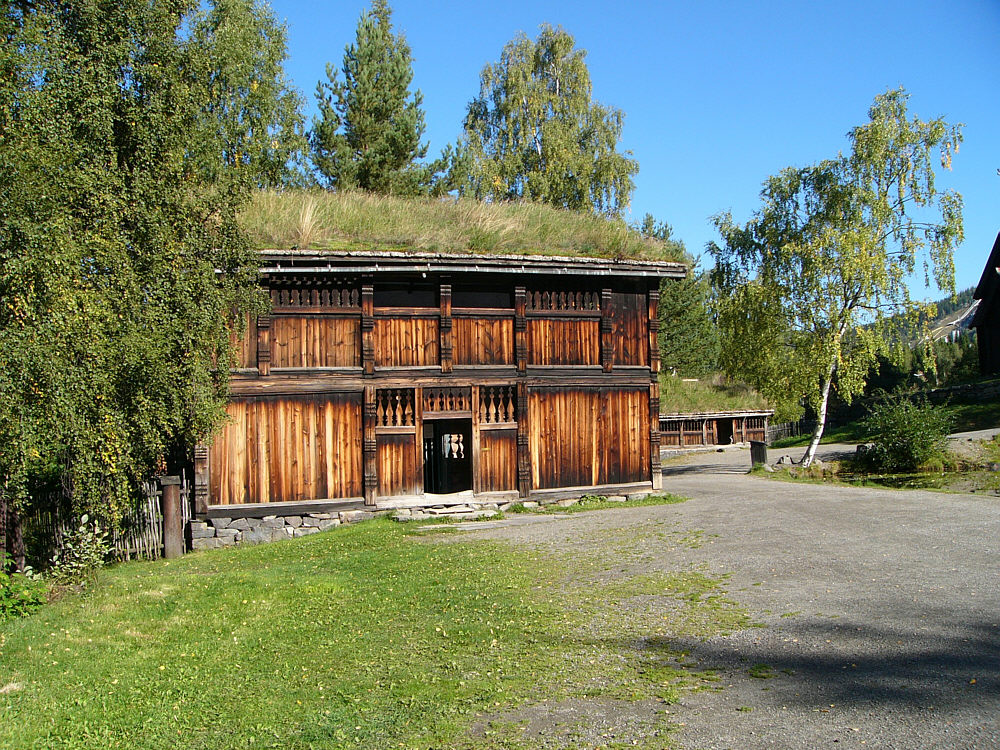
[361,284,375,377]
[256,314,271,376]
[516,381,530,497]
[363,385,377,504]
[650,382,662,490]
[600,288,613,373]
[648,288,660,375]
[440,283,453,374]
[514,286,527,374]
[193,445,209,516]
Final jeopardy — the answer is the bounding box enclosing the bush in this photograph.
[49,514,110,586]
[861,392,952,472]
[0,555,47,624]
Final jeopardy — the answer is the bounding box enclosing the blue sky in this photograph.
[268,0,1000,298]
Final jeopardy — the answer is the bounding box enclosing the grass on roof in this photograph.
[241,189,685,262]
[659,373,771,414]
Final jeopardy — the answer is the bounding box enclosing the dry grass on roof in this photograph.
[241,189,683,262]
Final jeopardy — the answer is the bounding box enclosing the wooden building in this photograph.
[194,250,685,517]
[971,231,1000,375]
[659,410,772,449]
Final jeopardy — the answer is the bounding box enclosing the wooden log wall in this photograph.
[210,393,363,505]
[270,316,361,368]
[528,387,650,490]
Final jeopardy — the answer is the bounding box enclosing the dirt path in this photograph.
[449,459,1000,748]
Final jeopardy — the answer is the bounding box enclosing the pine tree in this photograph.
[310,0,436,194]
[459,24,638,216]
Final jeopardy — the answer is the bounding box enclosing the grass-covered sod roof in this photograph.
[241,190,685,262]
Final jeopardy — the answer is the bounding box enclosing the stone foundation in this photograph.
[188,491,653,550]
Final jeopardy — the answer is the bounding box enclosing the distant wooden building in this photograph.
[971,231,1000,375]
[194,251,685,517]
[659,410,772,449]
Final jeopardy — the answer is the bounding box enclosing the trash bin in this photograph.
[749,440,768,467]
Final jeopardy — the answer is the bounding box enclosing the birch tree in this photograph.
[711,89,963,465]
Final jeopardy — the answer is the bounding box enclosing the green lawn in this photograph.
[1,510,746,749]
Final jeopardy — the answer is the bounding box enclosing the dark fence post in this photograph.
[160,476,184,559]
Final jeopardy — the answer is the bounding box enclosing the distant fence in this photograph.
[766,419,817,444]
[22,472,192,567]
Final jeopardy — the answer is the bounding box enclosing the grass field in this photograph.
[0,508,748,749]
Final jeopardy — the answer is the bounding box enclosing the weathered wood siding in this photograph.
[270,316,361,368]
[454,315,514,365]
[477,427,517,492]
[376,432,420,496]
[374,316,440,367]
[526,318,600,365]
[210,394,363,505]
[229,315,257,369]
[528,388,649,489]
[609,292,649,366]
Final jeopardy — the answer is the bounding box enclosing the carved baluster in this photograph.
[403,391,413,426]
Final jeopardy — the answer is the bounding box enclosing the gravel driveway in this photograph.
[453,448,1000,749]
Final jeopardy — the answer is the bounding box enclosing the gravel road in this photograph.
[451,445,1000,749]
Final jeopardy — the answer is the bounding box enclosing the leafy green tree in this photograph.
[711,89,963,465]
[310,0,436,194]
[459,24,638,216]
[0,0,295,561]
[638,215,719,377]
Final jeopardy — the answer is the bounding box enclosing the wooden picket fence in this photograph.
[22,472,192,566]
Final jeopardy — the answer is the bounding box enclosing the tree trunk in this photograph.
[9,504,25,572]
[801,360,837,467]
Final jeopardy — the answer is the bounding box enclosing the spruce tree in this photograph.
[310,0,435,194]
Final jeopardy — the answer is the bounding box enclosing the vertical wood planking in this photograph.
[526,319,600,365]
[453,317,514,365]
[374,318,440,367]
[414,387,424,495]
[376,434,419,496]
[479,429,517,492]
[649,382,662,490]
[471,386,481,494]
[269,317,361,368]
[440,284,453,373]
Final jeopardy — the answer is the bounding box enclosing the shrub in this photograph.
[861,391,952,472]
[49,514,110,586]
[0,555,47,624]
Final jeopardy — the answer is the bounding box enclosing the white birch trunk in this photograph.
[801,360,836,467]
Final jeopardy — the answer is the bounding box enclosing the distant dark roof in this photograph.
[971,231,1000,328]
[259,249,687,280]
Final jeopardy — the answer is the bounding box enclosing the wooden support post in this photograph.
[363,385,377,504]
[650,382,662,490]
[256,314,271,376]
[516,381,530,497]
[440,284,453,374]
[193,445,209,517]
[471,385,481,494]
[701,418,708,446]
[414,387,424,495]
[648,288,660,375]
[514,286,527,375]
[160,475,184,559]
[600,288,613,373]
[361,284,375,377]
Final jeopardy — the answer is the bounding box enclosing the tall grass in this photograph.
[241,189,683,262]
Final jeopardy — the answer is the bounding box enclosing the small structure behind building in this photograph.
[659,410,773,449]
